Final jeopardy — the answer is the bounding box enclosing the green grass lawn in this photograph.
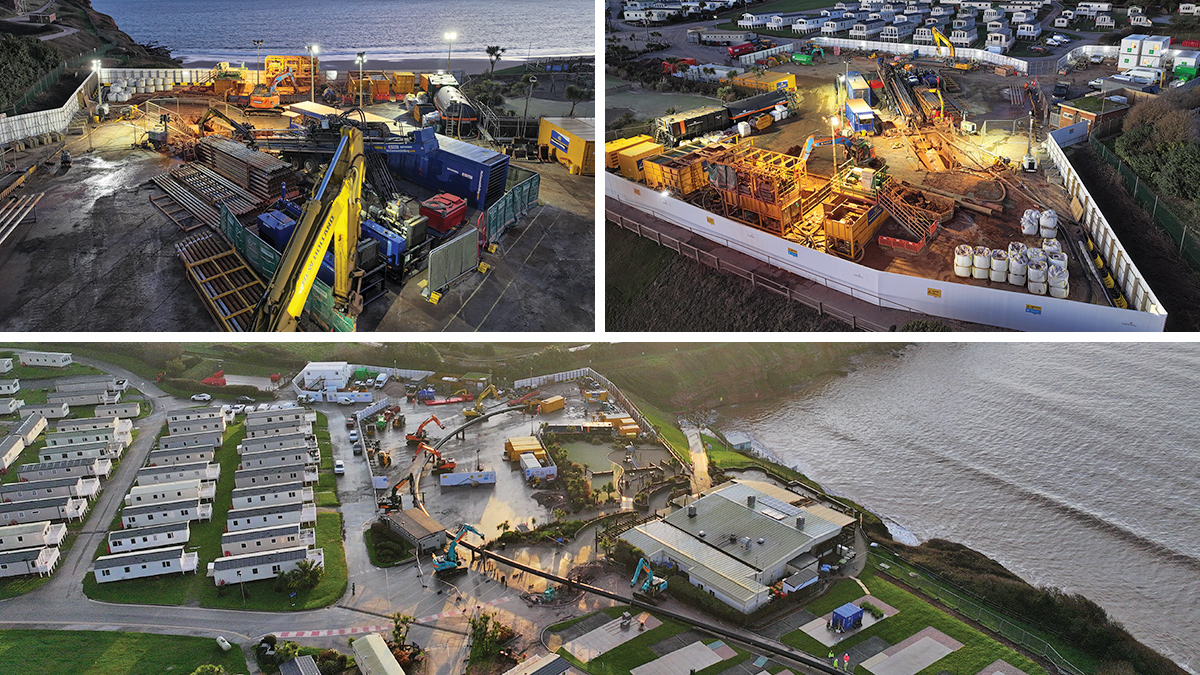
[782,571,1048,675]
[0,525,81,599]
[622,392,689,464]
[82,421,348,611]
[703,433,822,491]
[0,629,247,675]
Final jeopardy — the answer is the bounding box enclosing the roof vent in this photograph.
[687,504,697,517]
[757,537,765,545]
[796,515,806,530]
[747,495,756,509]
[728,533,738,544]
[698,530,706,537]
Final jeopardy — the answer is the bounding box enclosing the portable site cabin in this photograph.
[831,602,865,630]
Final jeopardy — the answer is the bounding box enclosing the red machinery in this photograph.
[420,194,467,234]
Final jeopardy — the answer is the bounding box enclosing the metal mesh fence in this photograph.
[1088,137,1200,273]
[482,167,541,243]
[867,550,1086,675]
[9,45,113,115]
[218,204,355,331]
[428,229,480,292]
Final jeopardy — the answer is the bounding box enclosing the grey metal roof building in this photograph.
[210,546,309,572]
[221,523,303,545]
[279,655,322,675]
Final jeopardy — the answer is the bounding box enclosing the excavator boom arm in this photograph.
[252,127,364,331]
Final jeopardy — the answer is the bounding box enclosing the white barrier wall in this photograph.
[813,36,1030,72]
[0,72,95,147]
[606,175,1165,331]
[99,68,214,86]
[1044,129,1164,318]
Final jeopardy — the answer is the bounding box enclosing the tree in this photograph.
[564,84,594,117]
[188,666,226,675]
[486,45,507,76]
[315,649,349,675]
[286,558,324,590]
[391,613,415,646]
[497,520,511,533]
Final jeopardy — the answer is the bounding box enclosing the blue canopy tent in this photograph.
[831,602,864,631]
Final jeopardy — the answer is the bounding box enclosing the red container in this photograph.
[420,193,468,234]
[1183,39,1200,49]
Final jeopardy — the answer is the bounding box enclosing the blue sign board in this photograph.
[550,129,571,153]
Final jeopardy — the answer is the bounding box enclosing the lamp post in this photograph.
[356,52,366,108]
[444,32,457,73]
[92,59,101,102]
[306,44,319,102]
[522,75,538,139]
[253,40,263,85]
[830,115,841,168]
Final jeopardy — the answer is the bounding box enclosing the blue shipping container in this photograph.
[390,133,509,208]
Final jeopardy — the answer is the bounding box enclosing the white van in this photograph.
[375,373,389,389]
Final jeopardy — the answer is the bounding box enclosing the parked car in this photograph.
[353,443,364,456]
[1088,77,1107,89]
[231,404,246,414]
[1090,54,1105,64]
[338,396,354,405]
[334,460,345,475]
[349,430,359,442]
[191,393,212,402]
[1053,34,1071,43]
[236,396,255,404]
[1053,81,1071,98]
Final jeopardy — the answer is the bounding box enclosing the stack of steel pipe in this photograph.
[195,137,295,202]
[150,173,221,227]
[170,163,260,215]
[175,230,266,332]
[0,192,44,248]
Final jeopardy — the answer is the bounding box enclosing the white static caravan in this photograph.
[120,499,212,528]
[0,358,9,374]
[0,521,68,551]
[39,441,124,463]
[1016,23,1042,39]
[224,502,316,532]
[234,464,318,488]
[19,352,72,367]
[792,17,824,32]
[245,409,313,430]
[44,428,125,449]
[0,496,89,524]
[136,462,221,486]
[0,399,23,415]
[240,433,315,455]
[46,391,114,407]
[160,430,224,452]
[167,417,226,436]
[54,377,117,393]
[95,402,140,419]
[822,17,856,34]
[951,26,979,45]
[207,546,324,586]
[146,446,215,467]
[1182,3,1199,15]
[166,408,224,424]
[106,522,191,554]
[20,404,66,421]
[56,416,132,439]
[882,22,917,40]
[736,11,769,26]
[238,448,317,471]
[0,476,100,502]
[125,480,215,506]
[93,546,199,583]
[850,18,888,37]
[0,546,60,577]
[19,457,112,481]
[230,482,313,509]
[0,380,18,396]
[244,424,308,440]
[0,436,24,472]
[220,523,315,557]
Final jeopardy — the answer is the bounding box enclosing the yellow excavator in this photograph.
[251,126,365,332]
[931,27,955,61]
[463,384,498,419]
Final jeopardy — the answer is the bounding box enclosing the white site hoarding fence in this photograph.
[606,175,1165,331]
[811,36,1030,73]
[99,68,218,86]
[359,397,392,419]
[1044,128,1164,319]
[0,72,96,148]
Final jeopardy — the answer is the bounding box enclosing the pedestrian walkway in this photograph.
[278,624,391,638]
[562,613,662,663]
[631,641,727,675]
[415,595,514,623]
[861,627,962,675]
[974,659,1030,675]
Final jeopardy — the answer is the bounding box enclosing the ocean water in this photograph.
[725,343,1200,673]
[92,0,594,64]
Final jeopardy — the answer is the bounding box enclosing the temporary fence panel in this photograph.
[5,44,111,117]
[481,166,541,244]
[812,36,1029,73]
[1045,135,1164,316]
[514,368,592,389]
[218,205,355,332]
[427,229,479,293]
[1,71,95,146]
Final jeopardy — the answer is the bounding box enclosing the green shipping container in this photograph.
[1175,65,1198,80]
[792,54,813,64]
